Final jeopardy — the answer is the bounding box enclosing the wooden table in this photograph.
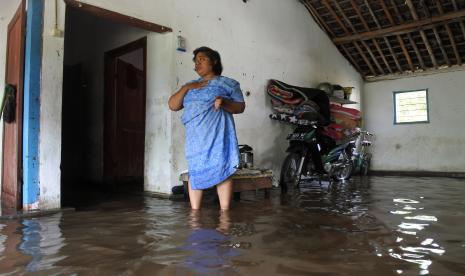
[180,169,273,200]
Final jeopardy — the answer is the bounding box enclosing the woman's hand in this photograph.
[214,96,245,114]
[214,96,223,111]
[168,80,208,111]
[184,80,207,91]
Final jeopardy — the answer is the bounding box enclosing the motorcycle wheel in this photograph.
[280,153,301,193]
[332,160,354,181]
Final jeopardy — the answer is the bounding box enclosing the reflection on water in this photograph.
[0,176,464,275]
[182,210,239,274]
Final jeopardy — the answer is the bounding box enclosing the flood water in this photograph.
[0,176,464,275]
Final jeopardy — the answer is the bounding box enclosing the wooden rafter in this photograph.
[303,0,362,73]
[332,9,465,44]
[364,0,413,71]
[419,0,449,67]
[432,27,451,66]
[353,40,377,75]
[350,0,393,74]
[303,0,465,78]
[322,0,376,75]
[451,0,465,52]
[302,0,334,37]
[405,0,438,68]
[332,0,384,74]
[340,44,363,72]
[384,0,425,70]
[435,0,462,65]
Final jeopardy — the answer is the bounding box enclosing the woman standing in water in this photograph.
[168,46,245,210]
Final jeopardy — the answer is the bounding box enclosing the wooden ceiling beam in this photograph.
[366,0,413,71]
[322,0,376,75]
[351,0,393,74]
[353,41,377,75]
[380,0,408,72]
[432,27,451,66]
[322,0,349,34]
[340,44,363,72]
[385,0,426,70]
[332,0,385,74]
[451,0,465,51]
[405,0,438,68]
[421,0,449,67]
[372,38,393,74]
[304,1,363,74]
[436,0,462,65]
[332,9,465,44]
[302,0,335,37]
[408,33,427,69]
[397,35,414,71]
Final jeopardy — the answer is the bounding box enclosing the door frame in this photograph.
[64,0,171,33]
[103,37,147,184]
[1,0,26,212]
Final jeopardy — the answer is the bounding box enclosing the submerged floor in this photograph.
[0,176,464,275]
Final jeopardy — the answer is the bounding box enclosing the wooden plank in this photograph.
[360,40,384,74]
[332,9,465,44]
[332,0,384,74]
[353,40,377,75]
[405,0,437,68]
[378,0,408,72]
[337,0,380,74]
[341,44,363,73]
[366,0,411,71]
[233,177,272,192]
[372,38,393,74]
[386,0,410,72]
[64,0,172,33]
[434,0,461,65]
[451,0,465,52]
[379,1,425,70]
[322,0,349,34]
[397,35,414,71]
[354,0,394,74]
[323,0,375,75]
[432,27,450,66]
[407,33,427,69]
[302,0,335,37]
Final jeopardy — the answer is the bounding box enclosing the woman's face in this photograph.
[194,52,214,77]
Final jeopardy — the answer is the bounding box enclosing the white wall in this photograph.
[38,0,66,209]
[0,0,22,212]
[170,0,363,187]
[38,0,363,206]
[364,70,465,172]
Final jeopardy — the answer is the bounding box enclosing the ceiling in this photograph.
[301,0,465,80]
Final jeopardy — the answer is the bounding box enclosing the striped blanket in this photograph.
[267,79,330,124]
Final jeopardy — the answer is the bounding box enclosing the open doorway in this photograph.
[61,4,151,207]
[104,38,146,189]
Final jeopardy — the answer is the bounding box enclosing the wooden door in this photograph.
[115,59,145,182]
[2,1,26,212]
[104,38,146,186]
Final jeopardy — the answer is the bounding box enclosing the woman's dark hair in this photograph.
[193,46,223,75]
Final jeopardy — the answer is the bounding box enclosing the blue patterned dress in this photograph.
[182,76,244,190]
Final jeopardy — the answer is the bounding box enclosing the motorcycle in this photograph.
[348,129,373,176]
[272,113,356,193]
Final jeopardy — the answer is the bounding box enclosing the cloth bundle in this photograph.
[323,103,361,141]
[267,79,330,123]
[330,104,361,130]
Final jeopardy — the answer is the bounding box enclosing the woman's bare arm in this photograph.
[168,81,207,111]
[214,97,245,114]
